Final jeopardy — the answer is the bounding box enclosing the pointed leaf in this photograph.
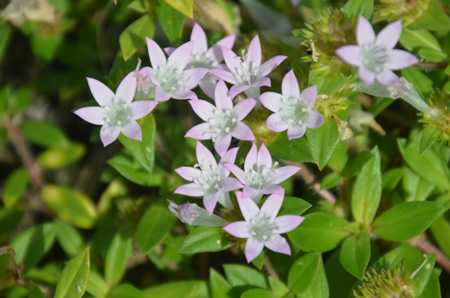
[339,233,371,279]
[105,223,134,286]
[306,118,341,170]
[54,247,90,298]
[179,226,231,254]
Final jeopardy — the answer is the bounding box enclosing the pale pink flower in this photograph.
[168,200,229,227]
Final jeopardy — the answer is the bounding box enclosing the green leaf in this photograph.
[7,88,32,113]
[241,289,275,298]
[164,0,193,18]
[10,222,56,271]
[119,114,156,173]
[412,254,436,297]
[105,223,134,286]
[210,268,232,298]
[420,269,441,298]
[320,173,343,190]
[373,201,445,241]
[30,282,47,298]
[156,0,185,46]
[420,126,440,154]
[289,213,350,253]
[401,68,433,99]
[109,284,146,298]
[136,203,176,255]
[21,120,69,148]
[143,281,209,298]
[3,167,29,208]
[340,151,373,178]
[410,0,450,31]
[400,29,446,62]
[37,142,86,169]
[54,247,90,298]
[54,220,85,258]
[268,276,290,297]
[0,21,12,62]
[31,32,62,62]
[277,196,312,216]
[352,147,381,225]
[119,14,155,61]
[266,131,314,163]
[224,264,268,288]
[179,226,231,254]
[342,0,373,19]
[306,118,341,170]
[0,208,23,243]
[339,233,371,279]
[402,168,434,202]
[86,269,108,298]
[288,253,321,294]
[40,185,97,229]
[372,246,406,269]
[293,254,329,298]
[430,214,450,256]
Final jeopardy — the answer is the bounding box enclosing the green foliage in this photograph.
[179,226,232,254]
[54,248,90,298]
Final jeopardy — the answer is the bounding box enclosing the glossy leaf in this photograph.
[288,253,321,294]
[54,220,85,257]
[156,0,185,46]
[266,131,314,163]
[179,226,231,254]
[420,126,440,154]
[105,223,134,286]
[21,120,69,148]
[241,289,275,298]
[412,254,436,297]
[29,282,47,298]
[224,264,268,288]
[342,0,373,18]
[109,284,146,298]
[38,142,86,169]
[268,276,290,297]
[119,14,155,61]
[210,268,232,298]
[306,118,341,170]
[277,196,312,216]
[3,167,29,208]
[143,281,209,298]
[339,233,371,279]
[164,0,193,18]
[54,247,90,298]
[86,269,108,298]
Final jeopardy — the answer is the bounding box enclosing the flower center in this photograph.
[361,43,390,74]
[208,108,238,141]
[245,162,278,191]
[248,212,278,242]
[135,71,152,95]
[193,164,225,194]
[155,62,185,94]
[190,52,219,69]
[233,51,260,85]
[279,96,309,126]
[104,99,132,128]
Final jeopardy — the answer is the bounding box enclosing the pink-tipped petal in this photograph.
[146,37,167,69]
[388,50,419,70]
[189,99,216,121]
[185,123,212,140]
[259,55,287,76]
[245,237,264,263]
[210,35,235,61]
[282,70,300,98]
[271,165,300,184]
[224,163,246,183]
[274,215,305,233]
[74,107,106,125]
[100,126,120,146]
[267,113,288,132]
[377,19,402,50]
[183,68,208,89]
[242,186,261,199]
[252,77,271,88]
[232,122,255,141]
[260,191,284,219]
[257,144,272,169]
[222,47,241,74]
[199,78,217,99]
[300,85,317,109]
[335,45,362,67]
[223,221,250,238]
[196,141,217,168]
[175,166,202,181]
[215,80,233,110]
[174,183,204,197]
[155,86,171,102]
[214,134,232,157]
[237,195,259,221]
[229,84,250,99]
[116,71,137,103]
[220,148,239,176]
[168,41,194,70]
[261,185,284,196]
[222,178,243,191]
[130,101,157,120]
[121,120,142,141]
[358,66,376,86]
[191,23,208,55]
[247,35,262,67]
[209,69,237,84]
[244,143,258,172]
[264,235,291,255]
[259,92,282,112]
[233,98,256,120]
[164,47,175,56]
[87,78,114,106]
[172,90,197,101]
[356,16,375,46]
[377,69,399,86]
[287,125,306,140]
[204,192,221,214]
[306,110,324,129]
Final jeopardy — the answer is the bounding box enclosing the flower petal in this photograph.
[175,183,204,196]
[196,141,218,169]
[189,99,216,121]
[204,192,221,214]
[74,107,106,125]
[209,69,237,84]
[232,122,255,141]
[252,77,271,88]
[259,55,287,76]
[222,47,241,75]
[146,37,167,69]
[388,49,419,70]
[215,80,233,111]
[121,120,142,141]
[172,90,197,100]
[183,68,208,89]
[223,221,250,238]
[376,19,402,50]
[274,215,305,233]
[199,78,217,99]
[335,45,362,67]
[306,110,324,129]
[191,23,208,55]
[377,69,399,86]
[243,186,261,200]
[222,177,243,191]
[358,66,376,86]
[245,237,264,263]
[130,100,157,120]
[87,78,114,106]
[271,165,300,184]
[185,123,212,140]
[267,113,288,132]
[116,71,137,103]
[233,98,256,120]
[224,163,246,183]
[214,134,232,157]
[264,235,291,255]
[247,35,262,68]
[220,147,239,175]
[259,92,282,112]
[287,125,306,139]
[257,143,272,169]
[282,70,300,98]
[168,41,194,70]
[100,126,120,146]
[300,85,317,109]
[229,84,250,99]
[237,193,260,221]
[260,190,284,219]
[244,143,258,172]
[175,166,202,181]
[356,16,375,46]
[209,35,235,62]
[155,86,171,102]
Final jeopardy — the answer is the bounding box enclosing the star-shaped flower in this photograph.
[165,23,235,99]
[210,35,287,98]
[167,200,229,227]
[74,71,157,146]
[185,80,256,156]
[260,70,324,139]
[225,143,300,203]
[336,16,418,86]
[142,38,208,101]
[174,141,242,214]
[223,190,304,263]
